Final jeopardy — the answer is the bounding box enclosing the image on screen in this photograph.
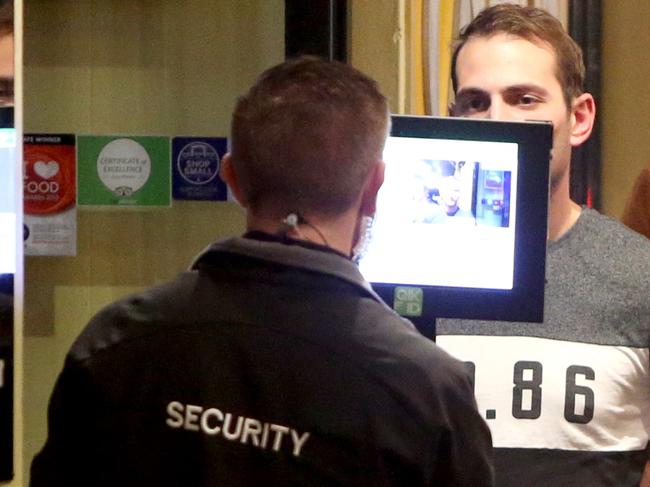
[358,134,518,290]
[0,128,16,274]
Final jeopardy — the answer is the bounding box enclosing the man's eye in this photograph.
[453,95,490,115]
[520,95,538,105]
[512,93,543,108]
[469,98,487,110]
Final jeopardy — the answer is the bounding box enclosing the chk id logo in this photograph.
[394,286,423,317]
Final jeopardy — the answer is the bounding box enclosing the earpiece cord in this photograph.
[281,212,330,248]
[301,220,330,248]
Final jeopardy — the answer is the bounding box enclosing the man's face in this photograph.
[438,176,461,211]
[0,31,14,106]
[452,33,573,193]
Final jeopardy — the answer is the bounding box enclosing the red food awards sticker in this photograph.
[23,134,77,256]
[23,135,76,215]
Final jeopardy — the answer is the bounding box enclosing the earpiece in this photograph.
[278,212,304,238]
[277,212,329,247]
[283,213,300,229]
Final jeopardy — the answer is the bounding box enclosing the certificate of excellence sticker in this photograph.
[97,138,152,197]
[77,135,170,206]
[172,137,228,201]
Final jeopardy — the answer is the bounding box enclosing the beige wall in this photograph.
[21,0,283,482]
[601,0,650,218]
[349,0,401,112]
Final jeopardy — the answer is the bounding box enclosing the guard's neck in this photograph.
[246,210,359,257]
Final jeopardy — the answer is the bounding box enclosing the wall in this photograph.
[21,0,283,482]
[601,0,650,218]
[349,0,402,112]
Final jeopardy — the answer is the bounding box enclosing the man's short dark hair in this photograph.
[230,56,389,218]
[451,3,585,109]
[0,1,12,36]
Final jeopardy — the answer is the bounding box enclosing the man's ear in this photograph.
[360,161,385,216]
[220,153,248,207]
[570,93,596,147]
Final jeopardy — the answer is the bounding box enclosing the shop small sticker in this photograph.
[177,141,220,185]
[172,137,228,201]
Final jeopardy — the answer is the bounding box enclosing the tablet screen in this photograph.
[360,135,519,290]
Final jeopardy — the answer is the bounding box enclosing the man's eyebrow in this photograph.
[501,84,550,96]
[456,84,550,97]
[455,87,488,98]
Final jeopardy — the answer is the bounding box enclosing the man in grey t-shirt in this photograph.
[437,4,650,486]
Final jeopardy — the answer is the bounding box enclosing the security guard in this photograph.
[31,57,493,486]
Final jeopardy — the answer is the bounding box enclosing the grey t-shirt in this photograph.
[437,208,650,486]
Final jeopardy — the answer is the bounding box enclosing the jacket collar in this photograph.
[191,236,384,304]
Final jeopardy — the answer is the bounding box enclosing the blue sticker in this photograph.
[172,137,228,201]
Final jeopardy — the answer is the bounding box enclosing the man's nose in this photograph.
[486,99,507,120]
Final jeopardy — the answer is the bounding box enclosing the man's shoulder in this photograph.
[576,208,650,252]
[439,208,650,342]
[554,208,650,274]
[69,271,201,363]
[350,303,475,403]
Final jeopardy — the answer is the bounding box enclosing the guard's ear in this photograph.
[360,161,385,216]
[220,154,247,207]
[570,93,596,147]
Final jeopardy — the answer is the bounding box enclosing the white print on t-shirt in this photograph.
[166,400,310,457]
[437,335,650,452]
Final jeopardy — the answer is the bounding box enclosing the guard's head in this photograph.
[229,56,389,219]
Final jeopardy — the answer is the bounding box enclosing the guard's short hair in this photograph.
[451,4,585,109]
[230,56,389,218]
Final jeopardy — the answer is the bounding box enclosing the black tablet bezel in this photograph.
[367,115,552,327]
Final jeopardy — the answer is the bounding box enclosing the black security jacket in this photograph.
[31,236,493,486]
